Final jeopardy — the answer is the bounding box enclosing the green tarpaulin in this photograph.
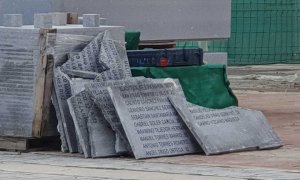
[125,31,141,50]
[131,65,238,109]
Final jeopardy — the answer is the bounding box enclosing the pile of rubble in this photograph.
[49,30,282,159]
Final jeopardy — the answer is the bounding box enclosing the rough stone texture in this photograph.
[91,31,132,81]
[51,12,67,26]
[3,14,23,27]
[69,79,93,95]
[61,32,109,77]
[108,81,200,159]
[85,77,149,153]
[169,96,282,155]
[53,68,79,152]
[34,13,52,28]
[87,104,118,158]
[47,26,125,153]
[51,88,69,152]
[67,90,93,157]
[83,14,100,27]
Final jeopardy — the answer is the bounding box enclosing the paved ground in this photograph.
[0,64,300,179]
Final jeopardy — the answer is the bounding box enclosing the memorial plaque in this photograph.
[70,79,93,95]
[107,81,200,159]
[61,32,110,77]
[51,88,69,152]
[87,104,119,158]
[169,96,283,155]
[67,90,93,158]
[85,77,149,153]
[53,68,78,152]
[92,31,132,81]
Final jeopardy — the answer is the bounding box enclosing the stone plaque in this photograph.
[53,68,78,153]
[169,96,282,155]
[51,88,69,152]
[87,104,119,158]
[61,32,110,77]
[85,77,149,153]
[92,31,132,81]
[69,78,93,95]
[107,82,200,159]
[67,90,93,158]
[68,88,121,158]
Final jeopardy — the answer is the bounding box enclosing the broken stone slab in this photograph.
[51,88,69,152]
[92,31,132,81]
[83,14,100,27]
[3,14,23,27]
[61,32,110,77]
[67,90,93,158]
[68,89,121,158]
[34,13,52,28]
[107,81,201,159]
[52,12,67,26]
[53,68,78,153]
[87,104,119,158]
[168,96,282,155]
[69,78,93,95]
[85,77,150,153]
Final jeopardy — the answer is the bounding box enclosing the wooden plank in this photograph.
[67,12,79,24]
[0,137,27,151]
[0,136,60,151]
[32,29,56,137]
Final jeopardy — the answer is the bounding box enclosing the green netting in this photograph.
[208,0,300,65]
[131,65,238,109]
[177,0,300,65]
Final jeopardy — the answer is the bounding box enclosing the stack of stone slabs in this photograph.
[168,96,283,155]
[106,80,201,159]
[65,32,133,157]
[0,26,57,138]
[68,77,145,158]
[47,26,125,153]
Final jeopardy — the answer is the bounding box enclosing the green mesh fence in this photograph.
[178,0,300,65]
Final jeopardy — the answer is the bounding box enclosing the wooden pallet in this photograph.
[0,136,60,152]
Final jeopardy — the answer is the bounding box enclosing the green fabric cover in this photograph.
[131,65,238,109]
[125,31,141,50]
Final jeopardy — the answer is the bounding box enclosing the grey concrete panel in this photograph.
[108,82,200,159]
[3,14,23,27]
[1,0,230,40]
[204,52,228,65]
[0,28,39,137]
[63,0,231,41]
[169,96,282,155]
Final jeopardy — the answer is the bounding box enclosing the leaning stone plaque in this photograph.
[68,88,120,158]
[107,81,200,159]
[61,32,110,78]
[67,90,93,158]
[85,77,149,153]
[169,96,283,155]
[53,68,79,153]
[87,104,119,158]
[93,31,132,81]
